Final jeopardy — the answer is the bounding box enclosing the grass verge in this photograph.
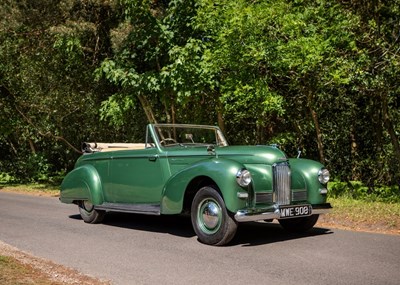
[0,184,59,197]
[318,196,400,235]
[0,241,110,285]
[0,255,62,285]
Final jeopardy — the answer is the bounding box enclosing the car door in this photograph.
[104,147,166,204]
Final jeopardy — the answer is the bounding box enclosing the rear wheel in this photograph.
[278,214,319,232]
[78,200,105,224]
[191,186,237,246]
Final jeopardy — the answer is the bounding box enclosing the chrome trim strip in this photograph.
[235,206,280,222]
[235,204,332,223]
[95,203,161,215]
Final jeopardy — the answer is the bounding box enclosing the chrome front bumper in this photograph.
[234,203,332,223]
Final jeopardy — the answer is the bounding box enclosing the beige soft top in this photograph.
[82,142,146,153]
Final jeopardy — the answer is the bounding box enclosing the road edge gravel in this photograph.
[0,240,111,284]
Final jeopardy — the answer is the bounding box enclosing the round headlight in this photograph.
[236,169,252,187]
[318,168,330,184]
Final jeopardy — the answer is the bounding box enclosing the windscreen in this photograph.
[153,125,228,147]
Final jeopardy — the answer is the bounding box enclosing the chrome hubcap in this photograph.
[198,198,222,234]
[82,200,94,212]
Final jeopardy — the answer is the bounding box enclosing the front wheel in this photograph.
[78,200,105,224]
[191,186,237,246]
[278,214,319,233]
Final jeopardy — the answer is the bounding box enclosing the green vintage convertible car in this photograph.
[60,124,331,245]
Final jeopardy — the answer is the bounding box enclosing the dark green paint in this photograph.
[60,124,329,216]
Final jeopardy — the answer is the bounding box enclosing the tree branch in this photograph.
[14,105,82,154]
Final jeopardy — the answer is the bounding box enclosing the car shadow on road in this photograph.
[231,221,333,247]
[70,212,195,238]
[69,213,333,246]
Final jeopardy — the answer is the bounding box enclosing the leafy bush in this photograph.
[14,153,51,182]
[0,172,17,184]
[0,153,53,184]
[329,181,400,203]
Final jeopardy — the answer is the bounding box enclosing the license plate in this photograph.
[279,205,312,219]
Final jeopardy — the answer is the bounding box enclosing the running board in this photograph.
[95,203,160,215]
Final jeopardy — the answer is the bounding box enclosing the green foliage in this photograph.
[0,0,399,190]
[0,173,17,184]
[0,0,128,182]
[330,181,400,203]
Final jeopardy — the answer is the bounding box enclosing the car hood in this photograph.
[216,145,287,165]
[165,145,287,166]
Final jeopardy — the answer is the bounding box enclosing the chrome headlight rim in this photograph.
[318,168,330,184]
[236,169,252,187]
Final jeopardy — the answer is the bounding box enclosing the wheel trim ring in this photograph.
[197,198,222,235]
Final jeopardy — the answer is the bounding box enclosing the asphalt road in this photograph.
[0,191,399,285]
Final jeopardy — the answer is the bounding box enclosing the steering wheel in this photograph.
[160,138,177,146]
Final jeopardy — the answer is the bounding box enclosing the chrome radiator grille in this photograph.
[273,162,291,205]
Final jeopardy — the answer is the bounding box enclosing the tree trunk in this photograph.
[162,97,171,123]
[28,139,36,154]
[8,139,18,155]
[216,96,225,133]
[382,95,400,173]
[171,100,176,125]
[350,124,359,180]
[310,107,325,163]
[307,92,325,163]
[137,95,157,124]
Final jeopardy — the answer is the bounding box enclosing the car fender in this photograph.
[60,164,104,205]
[161,157,247,214]
[288,158,327,204]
